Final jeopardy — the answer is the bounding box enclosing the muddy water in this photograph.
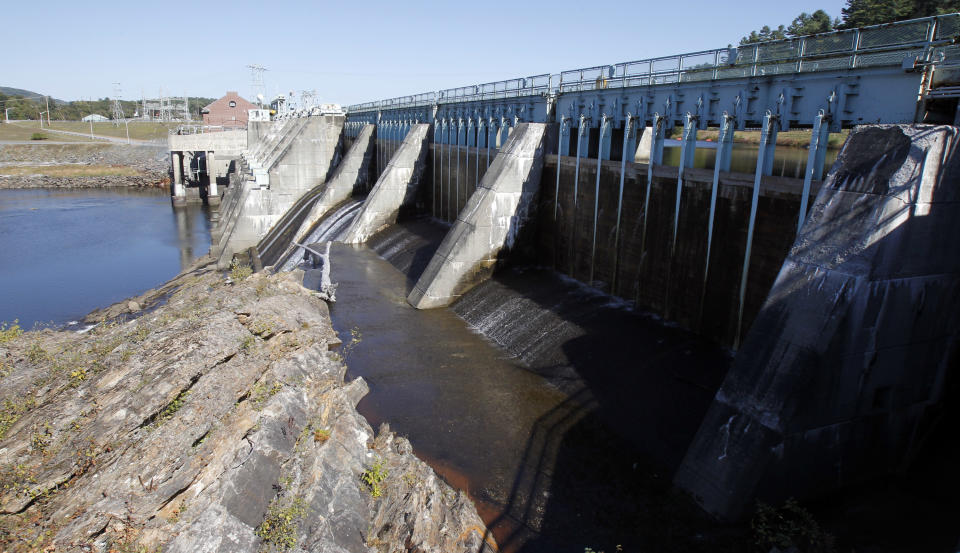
[320,241,737,553]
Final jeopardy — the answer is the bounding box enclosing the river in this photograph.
[0,188,211,329]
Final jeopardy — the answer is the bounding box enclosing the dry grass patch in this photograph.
[0,164,141,177]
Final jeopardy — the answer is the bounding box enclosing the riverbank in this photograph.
[0,259,494,552]
[0,143,169,189]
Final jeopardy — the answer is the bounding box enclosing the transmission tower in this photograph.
[111,82,125,125]
[246,64,268,106]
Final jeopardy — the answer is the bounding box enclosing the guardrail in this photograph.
[345,13,960,116]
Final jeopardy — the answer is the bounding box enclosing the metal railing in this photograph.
[558,13,960,92]
[345,13,960,114]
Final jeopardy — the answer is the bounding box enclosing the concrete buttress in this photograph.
[214,115,343,268]
[340,124,431,244]
[408,123,547,309]
[268,123,376,265]
[674,124,960,520]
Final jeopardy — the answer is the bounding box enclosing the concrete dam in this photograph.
[170,13,960,545]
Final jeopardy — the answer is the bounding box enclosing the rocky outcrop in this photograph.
[0,262,494,552]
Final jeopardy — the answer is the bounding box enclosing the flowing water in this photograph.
[0,188,210,328]
[289,209,736,552]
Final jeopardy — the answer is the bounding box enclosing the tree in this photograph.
[840,0,960,28]
[841,0,916,27]
[787,10,840,35]
[740,25,787,45]
[740,10,844,45]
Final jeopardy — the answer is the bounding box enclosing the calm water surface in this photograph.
[0,188,211,328]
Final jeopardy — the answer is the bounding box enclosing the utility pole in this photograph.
[246,64,268,107]
[4,108,10,123]
[89,116,94,138]
[45,96,50,127]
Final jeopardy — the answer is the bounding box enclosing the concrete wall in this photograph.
[532,156,816,348]
[674,124,960,519]
[341,124,431,244]
[427,143,496,223]
[260,123,377,267]
[168,130,247,154]
[214,116,344,267]
[409,123,547,309]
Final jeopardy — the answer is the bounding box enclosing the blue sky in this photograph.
[3,0,847,105]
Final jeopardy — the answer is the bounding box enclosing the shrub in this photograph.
[0,320,23,344]
[361,458,388,498]
[752,498,834,553]
[229,259,252,282]
[30,133,47,141]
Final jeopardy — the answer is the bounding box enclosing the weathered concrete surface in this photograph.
[168,129,247,155]
[341,124,430,244]
[0,259,495,552]
[214,116,344,268]
[408,123,547,309]
[265,124,377,267]
[674,125,960,520]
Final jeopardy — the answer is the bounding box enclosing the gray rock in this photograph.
[0,263,495,552]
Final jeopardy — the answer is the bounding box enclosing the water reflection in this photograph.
[0,188,212,327]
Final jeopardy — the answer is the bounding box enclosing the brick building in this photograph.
[201,91,257,129]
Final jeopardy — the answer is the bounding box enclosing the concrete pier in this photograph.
[674,124,960,520]
[267,124,377,266]
[171,151,186,206]
[408,123,547,309]
[341,124,430,244]
[213,115,344,268]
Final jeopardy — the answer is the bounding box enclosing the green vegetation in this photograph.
[0,92,215,122]
[29,132,47,141]
[47,120,182,141]
[843,0,960,27]
[361,458,389,498]
[0,396,37,440]
[154,389,191,426]
[250,380,282,409]
[256,496,307,550]
[313,428,330,444]
[230,259,252,282]
[0,320,23,344]
[0,122,97,142]
[752,498,835,553]
[239,335,256,352]
[740,0,960,46]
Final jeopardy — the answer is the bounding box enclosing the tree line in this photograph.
[0,94,216,122]
[740,0,960,44]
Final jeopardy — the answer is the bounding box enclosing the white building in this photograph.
[81,114,109,122]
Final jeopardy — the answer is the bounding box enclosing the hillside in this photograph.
[0,86,55,102]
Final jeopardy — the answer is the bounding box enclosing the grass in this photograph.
[46,120,181,141]
[0,122,99,142]
[0,165,141,177]
[256,496,307,550]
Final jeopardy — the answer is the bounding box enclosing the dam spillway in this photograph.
[197,12,960,549]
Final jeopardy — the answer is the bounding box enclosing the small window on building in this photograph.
[229,101,237,108]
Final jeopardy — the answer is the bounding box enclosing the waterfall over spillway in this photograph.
[279,199,364,272]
